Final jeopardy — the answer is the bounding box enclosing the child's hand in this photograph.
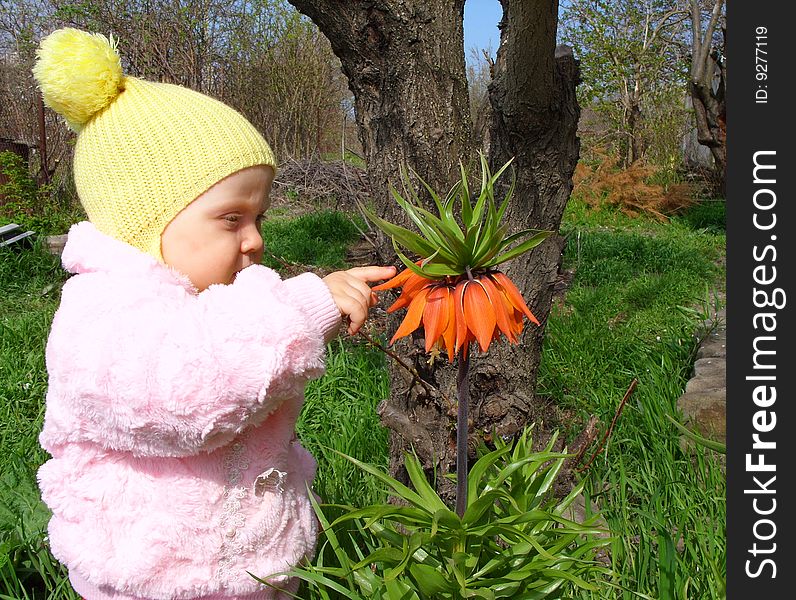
[322,266,397,335]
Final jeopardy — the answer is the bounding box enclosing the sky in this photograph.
[463,0,502,63]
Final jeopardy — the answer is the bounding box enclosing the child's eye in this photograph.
[224,215,240,225]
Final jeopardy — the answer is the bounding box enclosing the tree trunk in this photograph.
[287,0,472,194]
[689,0,726,196]
[289,0,579,500]
[482,3,580,469]
[690,59,726,196]
[627,102,643,165]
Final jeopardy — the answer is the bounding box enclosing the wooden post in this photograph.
[37,93,49,184]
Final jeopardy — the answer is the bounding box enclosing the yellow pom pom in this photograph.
[32,28,123,131]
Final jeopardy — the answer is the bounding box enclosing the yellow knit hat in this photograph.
[32,28,276,261]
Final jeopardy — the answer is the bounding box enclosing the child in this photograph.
[32,28,395,600]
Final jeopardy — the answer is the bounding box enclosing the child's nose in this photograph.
[241,225,264,257]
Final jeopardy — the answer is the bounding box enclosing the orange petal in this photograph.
[372,264,419,291]
[453,280,470,355]
[480,274,517,344]
[441,290,457,361]
[371,268,411,291]
[422,286,451,352]
[491,272,540,325]
[512,309,525,336]
[494,283,523,337]
[386,274,434,313]
[389,286,430,344]
[463,279,497,352]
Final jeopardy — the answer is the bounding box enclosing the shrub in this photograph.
[259,426,612,599]
[0,151,82,235]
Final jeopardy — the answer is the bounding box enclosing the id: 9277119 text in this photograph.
[755,26,768,104]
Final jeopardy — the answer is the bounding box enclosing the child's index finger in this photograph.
[347,265,398,283]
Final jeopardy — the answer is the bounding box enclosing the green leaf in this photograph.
[460,161,473,227]
[469,190,489,240]
[336,505,430,531]
[395,244,434,279]
[463,587,496,599]
[252,566,364,599]
[484,230,553,268]
[496,167,517,224]
[467,444,513,506]
[384,576,420,600]
[657,529,677,599]
[664,413,726,453]
[409,562,452,596]
[395,245,460,279]
[478,153,490,209]
[351,546,404,571]
[462,489,511,526]
[358,202,438,258]
[417,262,464,277]
[403,452,450,513]
[407,200,468,257]
[497,228,550,252]
[305,485,358,589]
[384,533,424,581]
[378,196,461,269]
[488,580,522,598]
[488,157,515,192]
[471,224,508,268]
[488,452,569,492]
[390,189,451,254]
[442,180,465,239]
[416,171,466,242]
[537,567,601,591]
[330,449,432,513]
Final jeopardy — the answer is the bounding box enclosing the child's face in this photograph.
[161,165,274,292]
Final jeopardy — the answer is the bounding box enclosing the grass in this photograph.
[538,195,726,599]
[298,337,390,510]
[0,197,726,599]
[261,209,365,271]
[0,240,75,599]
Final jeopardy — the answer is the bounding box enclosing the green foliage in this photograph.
[559,0,689,166]
[536,198,726,598]
[673,200,726,234]
[298,338,391,509]
[259,427,612,599]
[360,154,550,279]
[261,209,364,271]
[0,242,74,598]
[0,456,77,600]
[0,151,83,235]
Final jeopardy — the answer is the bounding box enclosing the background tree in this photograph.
[466,46,493,151]
[559,0,688,167]
[687,0,725,194]
[287,0,580,496]
[0,0,349,181]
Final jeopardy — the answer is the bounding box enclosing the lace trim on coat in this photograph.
[216,441,289,588]
[216,442,250,586]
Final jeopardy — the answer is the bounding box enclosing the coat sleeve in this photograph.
[42,265,341,457]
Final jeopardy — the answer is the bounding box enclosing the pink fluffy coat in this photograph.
[38,222,342,599]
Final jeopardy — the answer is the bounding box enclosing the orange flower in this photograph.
[374,268,539,361]
[363,153,550,361]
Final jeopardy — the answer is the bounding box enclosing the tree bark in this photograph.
[689,0,726,196]
[481,1,580,473]
[289,0,579,500]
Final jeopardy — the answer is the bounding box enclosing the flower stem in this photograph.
[455,346,471,517]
